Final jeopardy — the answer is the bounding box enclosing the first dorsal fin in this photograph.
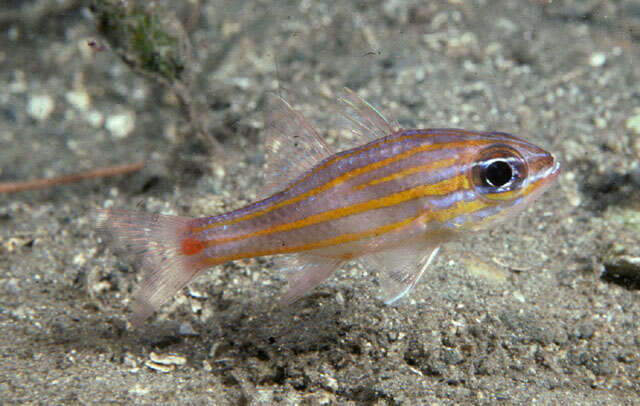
[338,87,400,143]
[261,95,333,197]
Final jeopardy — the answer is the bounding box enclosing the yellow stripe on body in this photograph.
[204,174,471,246]
[483,189,520,201]
[482,176,543,201]
[203,198,487,264]
[193,140,485,233]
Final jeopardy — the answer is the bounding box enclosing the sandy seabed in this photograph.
[1,1,639,404]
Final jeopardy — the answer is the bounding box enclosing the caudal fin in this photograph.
[95,209,207,325]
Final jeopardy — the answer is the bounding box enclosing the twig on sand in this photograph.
[0,161,145,193]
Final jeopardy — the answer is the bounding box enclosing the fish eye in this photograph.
[471,145,527,200]
[483,159,513,188]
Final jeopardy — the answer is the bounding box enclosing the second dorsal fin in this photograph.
[262,95,333,197]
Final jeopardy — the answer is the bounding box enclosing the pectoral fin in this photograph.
[359,243,440,304]
[279,254,343,305]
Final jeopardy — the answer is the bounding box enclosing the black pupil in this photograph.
[484,160,513,187]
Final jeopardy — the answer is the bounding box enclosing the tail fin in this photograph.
[95,209,208,325]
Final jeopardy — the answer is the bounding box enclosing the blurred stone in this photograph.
[149,351,186,366]
[589,52,606,67]
[65,89,91,111]
[27,94,55,120]
[603,253,640,284]
[464,255,508,282]
[106,111,136,139]
[626,114,640,135]
[178,321,199,336]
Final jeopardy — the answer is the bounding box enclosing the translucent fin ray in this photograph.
[338,87,400,143]
[359,243,440,304]
[95,209,207,325]
[262,96,333,197]
[279,254,343,305]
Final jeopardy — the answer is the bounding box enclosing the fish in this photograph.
[96,89,560,324]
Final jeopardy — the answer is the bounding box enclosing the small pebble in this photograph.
[320,373,339,392]
[578,323,595,339]
[65,90,91,111]
[123,352,138,368]
[442,348,464,365]
[589,52,606,67]
[149,351,187,366]
[86,110,104,128]
[513,290,526,303]
[626,114,640,135]
[27,94,55,120]
[567,192,582,207]
[4,278,20,294]
[178,321,199,336]
[187,287,208,299]
[464,256,508,282]
[144,361,174,373]
[604,254,640,279]
[190,300,202,315]
[5,237,28,253]
[129,385,150,396]
[91,280,112,294]
[213,163,226,179]
[228,77,250,90]
[253,387,275,404]
[593,116,607,129]
[72,253,87,267]
[105,111,136,139]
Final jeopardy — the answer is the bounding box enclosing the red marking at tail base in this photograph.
[181,238,204,255]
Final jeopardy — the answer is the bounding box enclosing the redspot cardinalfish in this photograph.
[96,89,560,323]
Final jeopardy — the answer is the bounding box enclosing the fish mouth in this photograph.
[538,156,561,189]
[522,154,561,200]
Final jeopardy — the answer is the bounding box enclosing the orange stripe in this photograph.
[281,132,422,189]
[283,129,488,194]
[204,216,417,264]
[203,198,487,264]
[204,175,471,246]
[194,139,485,232]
